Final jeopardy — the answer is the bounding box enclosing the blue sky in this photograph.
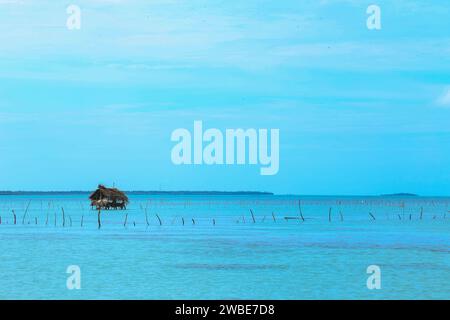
[1,0,450,195]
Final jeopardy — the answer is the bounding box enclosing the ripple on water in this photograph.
[173,263,289,271]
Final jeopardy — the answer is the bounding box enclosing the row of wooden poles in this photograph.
[1,207,196,229]
[0,200,447,229]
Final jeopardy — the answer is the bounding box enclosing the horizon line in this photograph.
[0,190,274,195]
[0,191,436,197]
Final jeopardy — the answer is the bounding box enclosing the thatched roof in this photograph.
[89,185,129,203]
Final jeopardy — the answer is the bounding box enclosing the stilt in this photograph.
[98,209,101,229]
[156,214,162,226]
[298,200,305,222]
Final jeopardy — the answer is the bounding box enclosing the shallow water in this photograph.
[0,195,449,299]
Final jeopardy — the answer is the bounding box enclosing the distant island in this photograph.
[0,191,274,196]
[380,193,418,197]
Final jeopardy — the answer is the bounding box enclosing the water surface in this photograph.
[0,195,449,299]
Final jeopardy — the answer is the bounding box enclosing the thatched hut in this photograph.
[89,185,129,210]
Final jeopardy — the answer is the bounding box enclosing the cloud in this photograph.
[437,88,450,107]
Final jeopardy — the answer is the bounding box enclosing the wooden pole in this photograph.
[328,207,332,222]
[61,207,66,227]
[156,214,162,226]
[12,210,16,225]
[97,209,101,229]
[420,207,423,220]
[250,209,256,223]
[272,212,276,222]
[123,212,128,227]
[369,212,376,221]
[22,200,31,224]
[298,200,305,222]
[145,208,150,227]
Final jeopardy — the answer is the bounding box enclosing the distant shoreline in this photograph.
[0,191,274,196]
[0,191,432,197]
[379,193,418,197]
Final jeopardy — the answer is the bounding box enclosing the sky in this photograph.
[1,0,450,195]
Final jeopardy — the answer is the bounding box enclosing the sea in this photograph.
[0,194,448,299]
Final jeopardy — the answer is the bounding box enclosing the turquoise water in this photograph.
[0,195,449,299]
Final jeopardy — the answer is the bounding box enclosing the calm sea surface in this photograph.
[0,194,449,299]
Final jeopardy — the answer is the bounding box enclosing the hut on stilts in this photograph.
[89,185,129,210]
